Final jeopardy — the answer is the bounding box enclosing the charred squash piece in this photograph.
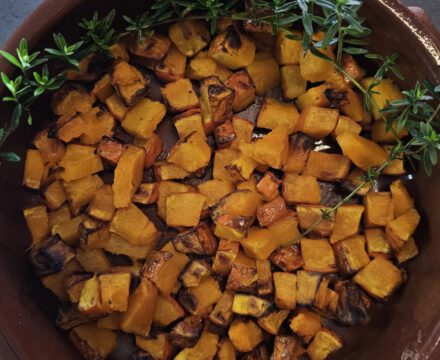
[232,293,272,318]
[334,280,371,325]
[306,328,343,360]
[270,244,304,272]
[111,61,150,106]
[173,223,217,255]
[214,120,236,149]
[209,290,235,327]
[226,70,256,112]
[180,260,211,288]
[178,276,222,316]
[284,132,315,174]
[155,45,187,83]
[69,323,116,360]
[169,20,211,57]
[272,336,298,360]
[169,316,204,348]
[257,309,289,335]
[226,263,258,294]
[128,34,171,61]
[212,240,240,275]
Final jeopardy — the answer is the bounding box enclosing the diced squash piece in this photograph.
[342,54,365,85]
[297,205,334,238]
[290,308,321,343]
[87,185,115,221]
[97,137,125,166]
[213,148,239,182]
[169,316,203,348]
[153,295,186,327]
[337,87,371,124]
[353,257,403,300]
[209,26,256,70]
[136,333,173,360]
[257,196,288,227]
[78,107,115,146]
[110,204,157,246]
[282,174,321,205]
[40,260,81,300]
[274,29,301,65]
[257,98,299,134]
[396,237,419,264]
[390,179,414,218]
[273,272,297,310]
[300,45,335,83]
[296,106,339,139]
[76,249,111,273]
[336,132,388,171]
[240,227,278,260]
[186,50,218,79]
[307,328,343,360]
[217,338,237,360]
[178,276,222,316]
[372,120,408,144]
[280,65,307,100]
[120,278,158,336]
[24,205,50,245]
[330,205,365,244]
[64,175,103,215]
[284,133,315,174]
[172,223,217,256]
[111,61,150,106]
[97,313,121,330]
[296,271,322,306]
[383,145,406,176]
[128,34,171,61]
[168,132,211,173]
[175,332,219,360]
[180,260,211,288]
[226,262,258,294]
[332,115,362,137]
[51,85,95,116]
[69,323,117,360]
[78,275,105,316]
[272,336,298,360]
[232,293,271,318]
[161,78,199,113]
[155,45,187,83]
[198,180,234,207]
[256,258,273,296]
[303,151,351,182]
[385,208,420,251]
[301,239,337,273]
[270,244,304,272]
[104,233,155,260]
[154,161,190,181]
[209,290,235,327]
[365,228,391,258]
[51,214,86,245]
[212,240,240,275]
[169,20,210,57]
[214,120,236,149]
[44,180,67,210]
[225,151,258,182]
[59,145,103,182]
[174,110,206,139]
[343,168,371,196]
[105,93,128,121]
[333,235,370,275]
[257,310,289,335]
[23,149,45,189]
[226,70,256,111]
[364,192,394,228]
[230,116,254,150]
[268,211,300,247]
[246,52,280,95]
[99,272,131,312]
[93,74,114,102]
[166,192,206,227]
[296,84,331,111]
[228,319,263,352]
[133,183,159,205]
[33,130,66,168]
[256,172,281,201]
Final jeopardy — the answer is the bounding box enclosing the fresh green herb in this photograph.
[45,33,84,68]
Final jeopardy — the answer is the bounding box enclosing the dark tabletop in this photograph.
[0,0,438,46]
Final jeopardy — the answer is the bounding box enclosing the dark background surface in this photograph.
[0,0,438,46]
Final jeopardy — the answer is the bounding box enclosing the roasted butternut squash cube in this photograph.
[383,145,406,176]
[142,242,190,296]
[175,331,219,360]
[213,148,239,182]
[161,78,199,113]
[365,228,391,258]
[77,107,115,146]
[166,192,206,227]
[198,180,234,207]
[110,204,157,246]
[59,145,103,182]
[169,20,210,57]
[270,244,304,272]
[228,319,263,352]
[39,259,81,300]
[153,294,185,327]
[353,257,403,300]
[78,275,105,316]
[168,132,211,173]
[48,204,71,231]
[86,185,115,221]
[136,333,173,360]
[23,149,45,190]
[280,65,307,100]
[300,45,335,82]
[122,98,166,139]
[282,174,321,205]
[180,260,211,288]
[256,172,280,200]
[120,278,158,336]
[396,237,419,264]
[69,323,117,360]
[33,129,66,168]
[256,196,288,227]
[178,276,222,316]
[372,120,408,144]
[225,152,258,181]
[272,336,298,360]
[230,116,254,150]
[99,272,131,312]
[246,52,280,95]
[172,223,217,255]
[297,205,334,238]
[76,249,111,273]
[296,106,339,139]
[214,213,249,241]
[307,328,343,360]
[296,84,331,111]
[333,235,370,275]
[135,134,164,169]
[212,240,240,275]
[214,120,236,149]
[390,179,414,218]
[169,316,203,348]
[174,110,206,139]
[226,262,258,294]
[360,78,404,121]
[93,74,114,102]
[51,85,95,116]
[256,258,273,296]
[154,161,190,181]
[304,151,351,182]
[232,293,271,318]
[296,271,322,306]
[133,182,158,205]
[274,29,301,65]
[157,181,195,220]
[112,145,145,208]
[273,272,297,310]
[64,175,103,215]
[111,61,150,107]
[343,168,372,196]
[364,192,394,228]
[337,132,388,171]
[268,211,300,247]
[187,50,232,81]
[51,214,86,245]
[199,76,235,132]
[103,232,155,259]
[218,338,237,360]
[155,45,187,83]
[290,308,321,343]
[97,312,121,330]
[64,272,93,304]
[332,115,362,137]
[257,310,289,335]
[385,208,420,251]
[301,239,337,273]
[257,98,299,134]
[209,290,234,327]
[105,93,128,121]
[336,87,372,124]
[24,205,50,245]
[330,205,365,244]
[284,133,314,174]
[226,70,256,111]
[209,26,256,69]
[240,227,277,260]
[128,34,171,61]
[44,180,67,210]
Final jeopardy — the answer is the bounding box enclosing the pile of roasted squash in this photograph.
[23,18,420,360]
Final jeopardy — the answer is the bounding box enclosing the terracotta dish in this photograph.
[0,0,439,359]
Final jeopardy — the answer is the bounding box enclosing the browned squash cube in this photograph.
[40,260,82,301]
[59,144,103,182]
[256,258,274,296]
[168,132,212,173]
[213,148,239,182]
[240,227,278,260]
[155,45,187,83]
[274,29,301,65]
[133,183,159,205]
[334,87,372,124]
[214,120,236,149]
[333,235,370,275]
[365,228,391,258]
[104,233,155,260]
[385,208,420,251]
[110,203,157,246]
[23,149,45,190]
[122,97,166,138]
[169,20,210,57]
[212,212,249,242]
[136,333,173,360]
[161,78,199,113]
[282,174,321,205]
[230,116,254,149]
[364,192,394,228]
[186,50,218,79]
[33,129,66,168]
[209,26,256,70]
[383,145,406,176]
[232,293,271,318]
[256,172,280,201]
[246,52,280,95]
[273,272,297,310]
[217,338,237,360]
[272,336,298,360]
[280,65,307,100]
[212,240,240,275]
[257,98,300,134]
[178,276,222,316]
[268,211,301,247]
[64,272,93,304]
[343,168,372,196]
[284,133,315,174]
[372,120,408,144]
[169,316,203,348]
[297,205,334,238]
[198,179,234,207]
[24,205,50,245]
[226,263,258,294]
[153,295,185,327]
[180,260,211,288]
[303,151,351,182]
[120,278,158,336]
[76,249,111,273]
[134,134,164,169]
[111,61,149,106]
[173,223,217,256]
[256,196,288,227]
[69,323,117,360]
[353,257,403,300]
[307,328,343,360]
[226,70,256,111]
[157,181,195,220]
[390,179,414,218]
[301,239,337,273]
[98,272,131,313]
[51,84,95,117]
[51,214,86,246]
[175,331,219,360]
[78,275,105,316]
[290,308,321,343]
[342,54,365,85]
[300,44,335,83]
[270,244,304,272]
[174,110,206,140]
[296,106,339,139]
[166,192,206,227]
[225,151,258,182]
[44,181,67,211]
[330,205,365,244]
[93,74,114,102]
[228,319,263,352]
[97,137,124,167]
[297,271,322,306]
[64,175,103,215]
[257,310,290,335]
[154,161,190,181]
[332,115,362,138]
[396,237,419,264]
[209,290,234,327]
[295,84,331,111]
